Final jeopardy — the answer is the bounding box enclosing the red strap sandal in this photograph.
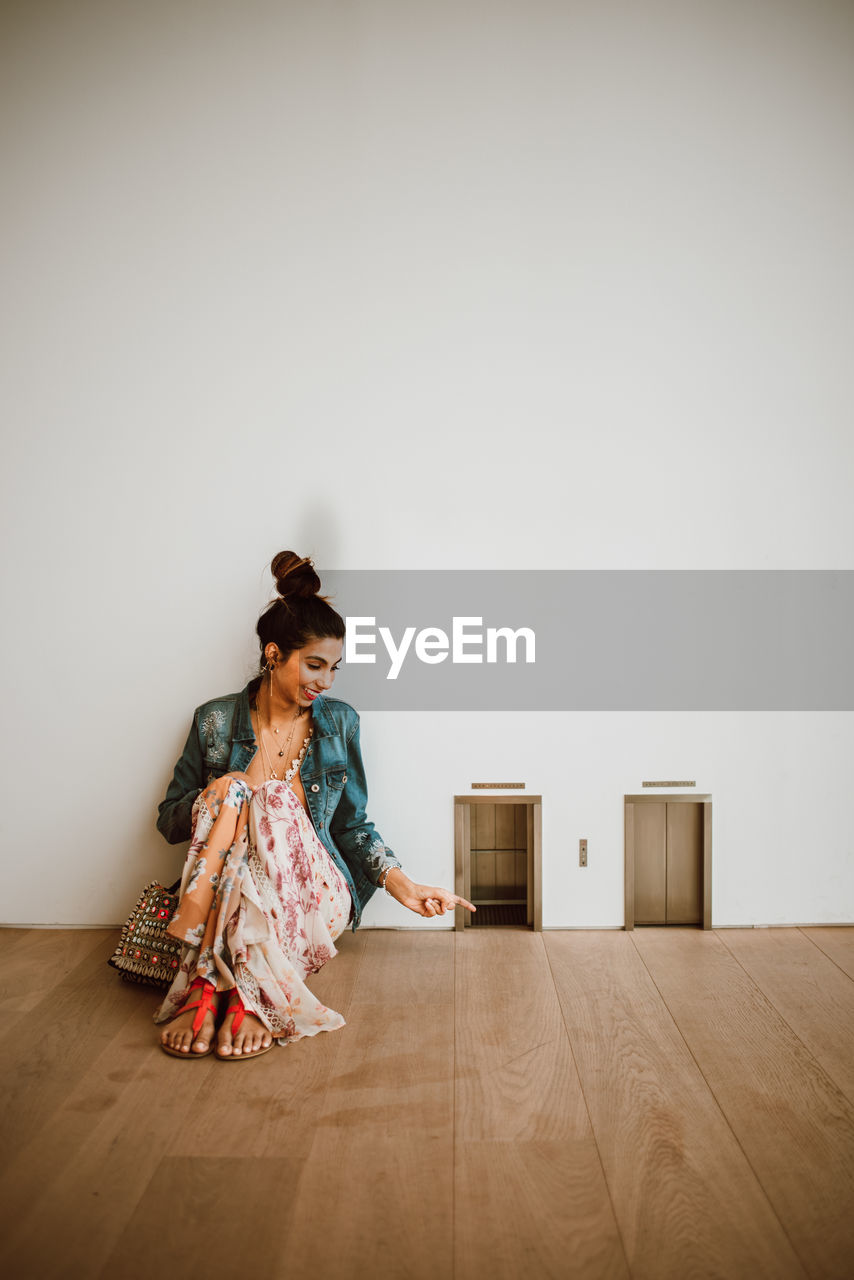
[217,990,274,1061]
[160,977,218,1059]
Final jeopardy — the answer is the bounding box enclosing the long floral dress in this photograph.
[154,752,353,1045]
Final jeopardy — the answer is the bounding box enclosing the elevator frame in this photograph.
[454,795,543,931]
[624,793,712,930]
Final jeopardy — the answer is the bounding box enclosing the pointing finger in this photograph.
[454,895,476,912]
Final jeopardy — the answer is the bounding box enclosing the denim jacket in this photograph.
[156,681,401,930]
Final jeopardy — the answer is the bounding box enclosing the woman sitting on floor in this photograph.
[155,550,474,1060]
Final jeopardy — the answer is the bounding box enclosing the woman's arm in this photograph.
[330,712,475,920]
[329,715,402,886]
[379,866,476,919]
[156,716,205,844]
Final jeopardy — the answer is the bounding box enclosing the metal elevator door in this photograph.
[634,800,703,925]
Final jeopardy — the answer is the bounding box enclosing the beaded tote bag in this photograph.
[107,879,183,988]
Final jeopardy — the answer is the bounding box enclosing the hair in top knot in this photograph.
[270,550,323,601]
[254,550,345,675]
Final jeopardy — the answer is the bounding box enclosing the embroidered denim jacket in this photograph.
[156,682,401,930]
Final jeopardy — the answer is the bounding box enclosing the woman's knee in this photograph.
[205,771,252,798]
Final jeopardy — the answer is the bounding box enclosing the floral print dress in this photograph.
[154,757,353,1045]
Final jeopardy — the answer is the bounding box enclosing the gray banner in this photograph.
[315,571,854,710]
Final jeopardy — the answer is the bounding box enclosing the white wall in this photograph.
[2,0,852,926]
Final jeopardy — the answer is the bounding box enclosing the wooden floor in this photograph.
[1,926,853,1279]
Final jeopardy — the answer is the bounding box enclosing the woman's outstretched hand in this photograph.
[383,867,476,918]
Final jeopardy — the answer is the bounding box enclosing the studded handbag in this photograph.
[107,879,183,987]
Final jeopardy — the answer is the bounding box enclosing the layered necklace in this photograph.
[254,686,313,783]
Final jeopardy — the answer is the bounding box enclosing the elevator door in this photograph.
[455,796,543,931]
[634,800,703,925]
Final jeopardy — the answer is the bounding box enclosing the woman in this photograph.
[155,551,474,1060]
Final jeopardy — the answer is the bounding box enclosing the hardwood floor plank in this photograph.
[632,927,854,1279]
[270,931,455,1279]
[0,992,214,1278]
[546,931,806,1280]
[166,929,368,1159]
[0,933,143,1154]
[456,931,577,1143]
[457,1141,627,1280]
[0,927,113,1026]
[294,1129,454,1280]
[717,928,854,1106]
[455,932,628,1279]
[801,926,854,980]
[348,925,455,1007]
[99,1156,300,1279]
[0,926,30,953]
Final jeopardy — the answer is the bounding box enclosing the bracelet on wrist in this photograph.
[379,866,400,896]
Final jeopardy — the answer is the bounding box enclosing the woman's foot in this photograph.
[217,998,274,1059]
[160,986,219,1056]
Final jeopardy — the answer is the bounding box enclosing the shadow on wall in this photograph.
[273,503,347,582]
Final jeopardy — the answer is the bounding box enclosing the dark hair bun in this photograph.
[271,550,322,600]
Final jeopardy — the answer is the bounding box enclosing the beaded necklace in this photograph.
[254,705,313,783]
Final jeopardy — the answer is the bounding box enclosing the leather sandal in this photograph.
[160,978,218,1059]
[216,991,274,1061]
